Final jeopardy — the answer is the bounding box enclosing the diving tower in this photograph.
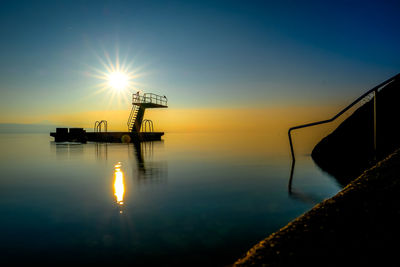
[127,92,168,132]
[50,91,168,143]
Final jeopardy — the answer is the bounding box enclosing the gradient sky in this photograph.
[1,0,400,127]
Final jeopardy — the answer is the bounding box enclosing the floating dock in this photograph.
[50,92,168,143]
[50,129,164,143]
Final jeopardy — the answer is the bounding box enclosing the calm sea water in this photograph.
[0,132,341,266]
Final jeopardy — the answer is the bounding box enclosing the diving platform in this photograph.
[50,91,168,143]
[127,92,167,133]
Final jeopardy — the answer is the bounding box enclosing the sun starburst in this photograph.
[84,48,147,109]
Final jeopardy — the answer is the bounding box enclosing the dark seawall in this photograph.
[234,149,400,266]
[233,75,400,266]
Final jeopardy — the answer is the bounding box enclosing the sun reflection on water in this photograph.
[114,162,125,208]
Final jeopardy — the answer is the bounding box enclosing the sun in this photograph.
[84,48,147,109]
[107,71,129,91]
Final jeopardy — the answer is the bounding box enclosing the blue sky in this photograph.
[0,0,400,123]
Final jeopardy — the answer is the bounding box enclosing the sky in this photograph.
[0,0,400,131]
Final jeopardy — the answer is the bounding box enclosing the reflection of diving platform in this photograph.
[50,92,168,143]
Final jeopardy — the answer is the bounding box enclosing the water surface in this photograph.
[0,132,341,265]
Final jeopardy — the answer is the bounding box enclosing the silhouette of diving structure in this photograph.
[50,92,168,143]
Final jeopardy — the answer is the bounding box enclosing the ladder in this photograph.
[127,105,139,132]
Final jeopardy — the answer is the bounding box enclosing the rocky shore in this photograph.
[233,148,400,266]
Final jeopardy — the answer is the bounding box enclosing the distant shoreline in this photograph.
[0,123,64,134]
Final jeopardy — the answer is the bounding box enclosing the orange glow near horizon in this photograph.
[0,105,347,156]
[15,105,344,134]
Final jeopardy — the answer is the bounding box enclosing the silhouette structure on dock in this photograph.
[50,92,168,143]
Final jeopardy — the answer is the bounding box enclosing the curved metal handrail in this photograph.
[288,73,399,162]
[148,120,154,132]
[94,120,108,133]
[288,73,399,195]
[94,121,100,132]
[141,119,154,132]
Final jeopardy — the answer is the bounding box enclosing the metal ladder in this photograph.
[127,105,139,131]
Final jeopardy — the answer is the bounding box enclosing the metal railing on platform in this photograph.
[141,119,154,132]
[132,93,168,106]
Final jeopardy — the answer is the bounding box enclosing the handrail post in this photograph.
[94,121,99,132]
[374,89,377,159]
[288,129,295,162]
